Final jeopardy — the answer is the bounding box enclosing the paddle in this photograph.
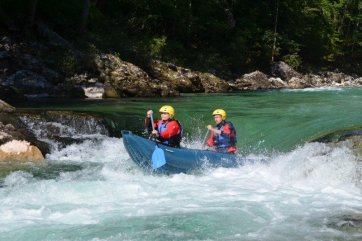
[149,111,166,169]
[202,129,210,149]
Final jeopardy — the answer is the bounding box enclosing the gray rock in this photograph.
[149,60,201,93]
[271,61,302,81]
[288,76,313,88]
[353,77,362,85]
[96,55,175,97]
[234,71,272,90]
[4,70,53,89]
[197,72,230,92]
[320,72,354,85]
[0,99,15,113]
[268,77,287,88]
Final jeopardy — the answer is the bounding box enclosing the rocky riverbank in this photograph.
[1,35,361,103]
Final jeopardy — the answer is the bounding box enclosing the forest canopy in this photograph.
[0,0,361,77]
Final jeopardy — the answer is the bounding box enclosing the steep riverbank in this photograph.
[1,33,361,103]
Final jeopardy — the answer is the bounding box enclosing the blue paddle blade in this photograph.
[152,145,166,169]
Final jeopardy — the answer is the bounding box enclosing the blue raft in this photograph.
[122,130,244,174]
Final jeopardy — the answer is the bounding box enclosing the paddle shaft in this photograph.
[149,111,155,131]
[202,129,210,147]
[149,111,159,141]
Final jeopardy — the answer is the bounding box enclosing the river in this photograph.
[1,87,362,240]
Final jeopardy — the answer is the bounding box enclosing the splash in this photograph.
[281,86,344,92]
[0,135,361,241]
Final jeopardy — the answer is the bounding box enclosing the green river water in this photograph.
[1,87,362,241]
[17,87,362,152]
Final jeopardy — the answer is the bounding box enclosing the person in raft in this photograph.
[144,105,182,148]
[206,109,237,154]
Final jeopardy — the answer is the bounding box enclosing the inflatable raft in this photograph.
[122,130,244,174]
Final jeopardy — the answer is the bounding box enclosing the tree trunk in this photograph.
[271,0,279,63]
[187,0,192,45]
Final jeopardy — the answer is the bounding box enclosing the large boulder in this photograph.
[149,60,204,93]
[0,140,44,161]
[287,76,312,89]
[268,77,288,88]
[271,61,302,81]
[234,71,273,90]
[149,60,231,93]
[95,54,178,97]
[0,99,15,112]
[150,60,232,93]
[0,112,49,156]
[197,72,231,93]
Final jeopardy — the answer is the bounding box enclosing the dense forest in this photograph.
[0,0,361,78]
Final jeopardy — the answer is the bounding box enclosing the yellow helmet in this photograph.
[159,105,175,118]
[212,109,226,120]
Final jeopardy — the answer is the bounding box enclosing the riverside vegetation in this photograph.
[0,0,361,102]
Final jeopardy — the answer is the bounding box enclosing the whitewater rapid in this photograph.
[0,134,361,241]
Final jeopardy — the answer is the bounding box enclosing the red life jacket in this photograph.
[156,119,182,147]
[144,117,182,147]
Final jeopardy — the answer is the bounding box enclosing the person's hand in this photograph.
[147,110,153,117]
[151,129,159,137]
[207,125,213,131]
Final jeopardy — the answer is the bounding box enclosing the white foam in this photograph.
[281,86,344,92]
[0,136,361,240]
[46,137,125,163]
[268,141,359,187]
[3,171,33,187]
